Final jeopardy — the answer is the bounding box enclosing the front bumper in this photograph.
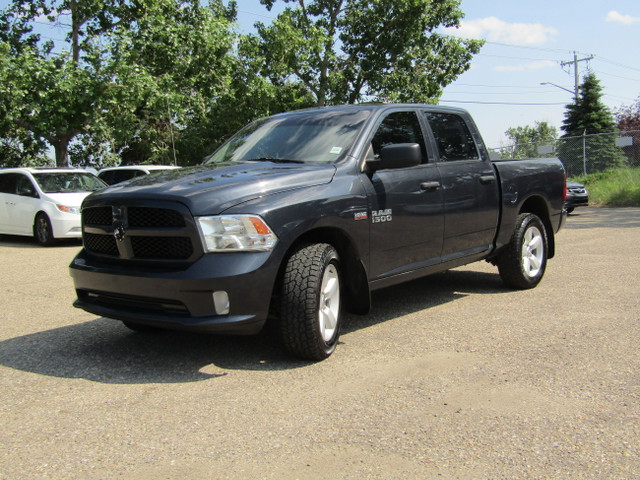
[70,249,279,334]
[51,214,83,238]
[565,195,589,209]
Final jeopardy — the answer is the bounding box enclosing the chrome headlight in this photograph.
[196,215,278,252]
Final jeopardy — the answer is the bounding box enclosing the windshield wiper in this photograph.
[244,157,304,164]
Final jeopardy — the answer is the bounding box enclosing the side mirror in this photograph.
[18,186,37,198]
[368,143,422,171]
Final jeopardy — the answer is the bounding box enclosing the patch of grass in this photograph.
[570,167,640,207]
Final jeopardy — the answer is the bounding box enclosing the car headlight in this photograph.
[56,204,81,214]
[196,215,278,252]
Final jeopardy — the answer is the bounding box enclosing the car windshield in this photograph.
[204,108,372,165]
[32,172,106,193]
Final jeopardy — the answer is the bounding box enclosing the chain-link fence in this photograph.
[489,130,640,177]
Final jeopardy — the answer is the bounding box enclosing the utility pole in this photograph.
[560,51,594,101]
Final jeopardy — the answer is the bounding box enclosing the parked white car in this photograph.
[97,165,179,185]
[0,167,106,245]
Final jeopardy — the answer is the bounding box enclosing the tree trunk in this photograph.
[52,139,71,167]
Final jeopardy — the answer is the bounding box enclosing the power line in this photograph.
[483,40,640,77]
[483,41,576,55]
[237,9,274,20]
[594,56,640,74]
[592,70,640,84]
[445,90,557,95]
[477,52,557,62]
[440,100,566,106]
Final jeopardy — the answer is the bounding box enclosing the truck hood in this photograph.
[88,162,337,215]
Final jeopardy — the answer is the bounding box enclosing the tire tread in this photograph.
[280,243,340,361]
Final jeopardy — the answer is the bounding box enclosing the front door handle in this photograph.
[479,175,495,184]
[420,181,441,191]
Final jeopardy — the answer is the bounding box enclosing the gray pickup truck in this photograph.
[70,104,567,360]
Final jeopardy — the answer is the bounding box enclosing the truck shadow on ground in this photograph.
[0,269,507,384]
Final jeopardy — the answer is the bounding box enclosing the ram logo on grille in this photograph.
[113,224,126,242]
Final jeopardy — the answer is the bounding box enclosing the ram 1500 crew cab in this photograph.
[70,104,567,360]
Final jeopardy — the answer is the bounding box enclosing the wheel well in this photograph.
[519,196,555,258]
[273,228,370,316]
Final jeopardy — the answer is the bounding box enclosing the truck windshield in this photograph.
[204,108,372,165]
[33,172,106,193]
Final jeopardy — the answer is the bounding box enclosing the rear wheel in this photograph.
[497,213,548,289]
[34,213,55,246]
[279,243,342,361]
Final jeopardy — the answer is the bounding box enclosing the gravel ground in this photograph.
[1,207,639,479]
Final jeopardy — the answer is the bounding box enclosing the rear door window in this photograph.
[424,112,479,162]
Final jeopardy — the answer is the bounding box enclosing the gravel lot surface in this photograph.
[1,207,639,479]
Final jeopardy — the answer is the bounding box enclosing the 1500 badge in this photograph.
[371,209,392,223]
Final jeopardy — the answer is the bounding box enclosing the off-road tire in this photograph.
[280,243,342,361]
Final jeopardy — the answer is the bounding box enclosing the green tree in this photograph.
[558,71,627,175]
[615,96,640,131]
[504,121,557,159]
[614,96,640,169]
[255,0,482,106]
[176,34,317,163]
[102,0,238,166]
[0,0,238,167]
[0,0,137,167]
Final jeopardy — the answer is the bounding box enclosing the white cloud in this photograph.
[448,17,557,46]
[493,60,557,72]
[605,11,640,25]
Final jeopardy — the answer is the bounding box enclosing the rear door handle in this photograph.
[420,181,441,191]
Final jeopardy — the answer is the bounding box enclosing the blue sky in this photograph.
[236,0,640,149]
[3,0,639,150]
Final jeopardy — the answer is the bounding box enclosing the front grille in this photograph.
[84,232,119,256]
[81,202,200,263]
[83,206,112,226]
[128,207,185,228]
[131,236,193,259]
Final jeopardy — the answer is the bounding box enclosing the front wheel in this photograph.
[34,213,55,246]
[497,213,548,289]
[279,243,342,361]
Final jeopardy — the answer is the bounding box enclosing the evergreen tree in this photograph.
[558,71,627,175]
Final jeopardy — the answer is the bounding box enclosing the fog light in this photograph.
[213,291,230,315]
